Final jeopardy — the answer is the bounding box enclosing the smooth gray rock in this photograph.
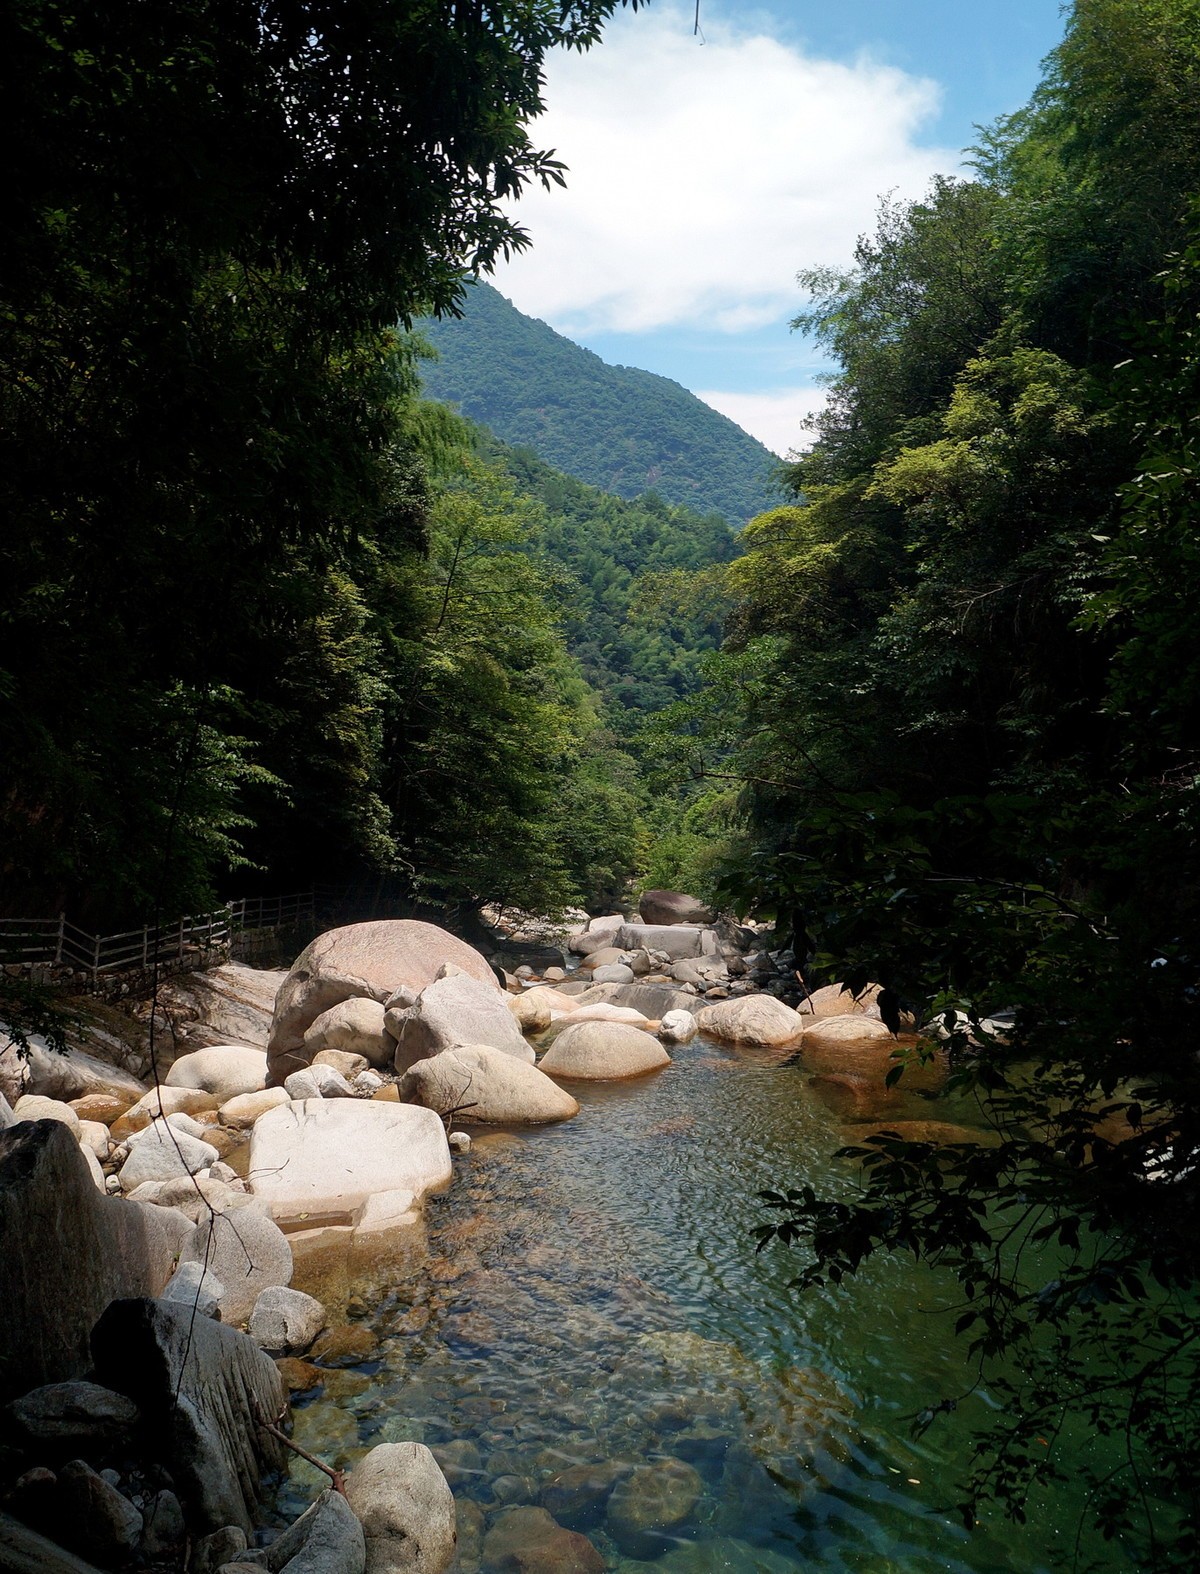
[166,1046,269,1102]
[191,1525,250,1573]
[389,972,533,1073]
[162,1259,225,1319]
[344,1442,456,1574]
[303,999,392,1070]
[539,1022,670,1082]
[248,1286,327,1356]
[615,923,718,959]
[0,1122,191,1403]
[180,1206,294,1327]
[91,1297,286,1535]
[263,1488,366,1574]
[590,963,635,984]
[0,1509,110,1573]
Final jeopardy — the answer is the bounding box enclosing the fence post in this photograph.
[142,925,148,968]
[55,913,65,965]
[92,932,100,986]
[178,915,185,963]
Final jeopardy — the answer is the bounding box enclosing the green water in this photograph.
[274,1035,1129,1572]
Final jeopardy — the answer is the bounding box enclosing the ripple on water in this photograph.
[270,1034,1111,1573]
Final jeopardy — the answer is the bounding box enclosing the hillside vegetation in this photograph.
[418,281,780,524]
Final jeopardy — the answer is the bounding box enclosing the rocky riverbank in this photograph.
[0,890,961,1572]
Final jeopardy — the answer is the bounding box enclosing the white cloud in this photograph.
[492,5,962,335]
[696,386,829,457]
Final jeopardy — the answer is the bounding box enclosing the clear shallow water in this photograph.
[274,1034,1127,1572]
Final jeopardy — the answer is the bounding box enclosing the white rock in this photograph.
[659,1009,698,1044]
[248,1285,327,1355]
[118,1122,219,1189]
[79,1118,112,1158]
[285,1062,356,1100]
[162,1259,224,1319]
[448,1132,471,1154]
[80,1141,107,1191]
[248,1101,452,1228]
[799,1014,895,1050]
[114,1084,218,1134]
[615,923,718,960]
[397,1045,579,1125]
[344,1442,456,1574]
[165,1045,268,1102]
[13,1094,82,1137]
[352,1070,384,1095]
[164,1111,210,1141]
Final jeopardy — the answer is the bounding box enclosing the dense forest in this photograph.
[3,0,1200,1562]
[657,0,1200,1560]
[418,280,780,523]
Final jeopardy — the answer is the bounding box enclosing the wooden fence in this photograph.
[0,891,316,984]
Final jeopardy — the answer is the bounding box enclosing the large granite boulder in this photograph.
[397,1045,579,1125]
[615,923,718,960]
[388,969,533,1073]
[798,982,883,1017]
[343,1442,456,1574]
[165,1045,268,1102]
[694,996,807,1048]
[117,1119,219,1190]
[0,1122,191,1402]
[267,921,496,1086]
[539,1022,670,1081]
[179,1205,294,1327]
[638,890,713,927]
[248,1100,451,1228]
[4,1382,140,1458]
[91,1297,286,1535]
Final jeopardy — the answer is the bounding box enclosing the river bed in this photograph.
[270,1029,1123,1572]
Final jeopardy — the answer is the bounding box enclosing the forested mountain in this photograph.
[418,281,780,524]
[487,438,737,713]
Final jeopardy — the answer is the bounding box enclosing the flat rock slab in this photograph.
[615,924,718,960]
[91,1297,286,1536]
[248,1101,451,1228]
[159,964,288,1051]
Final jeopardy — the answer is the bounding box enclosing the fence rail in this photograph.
[0,891,315,983]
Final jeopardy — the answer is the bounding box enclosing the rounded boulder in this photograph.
[539,1022,670,1082]
[397,1045,580,1125]
[694,996,806,1048]
[165,1045,268,1102]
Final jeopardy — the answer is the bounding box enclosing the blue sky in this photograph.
[491,0,1068,453]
